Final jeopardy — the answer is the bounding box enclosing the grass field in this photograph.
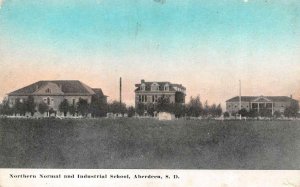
[0,118,299,169]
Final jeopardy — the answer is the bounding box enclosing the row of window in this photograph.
[227,103,287,109]
[43,98,80,106]
[9,97,86,106]
[140,83,169,91]
[138,95,161,103]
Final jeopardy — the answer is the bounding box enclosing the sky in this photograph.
[0,0,299,107]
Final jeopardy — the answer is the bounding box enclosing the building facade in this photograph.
[7,80,107,115]
[226,95,299,115]
[134,79,186,106]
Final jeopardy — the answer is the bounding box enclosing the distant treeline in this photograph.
[0,95,222,118]
[1,95,298,118]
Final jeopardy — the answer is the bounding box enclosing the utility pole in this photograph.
[239,80,242,120]
[119,77,122,105]
[239,80,241,111]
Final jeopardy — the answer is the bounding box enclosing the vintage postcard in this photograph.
[0,0,299,186]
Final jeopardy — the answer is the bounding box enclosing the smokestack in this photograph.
[239,80,241,111]
[120,77,122,104]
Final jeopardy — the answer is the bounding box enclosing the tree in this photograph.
[216,104,223,117]
[25,96,36,116]
[69,104,76,116]
[284,101,299,118]
[90,94,107,117]
[136,103,146,116]
[209,104,217,117]
[0,97,13,115]
[259,106,272,117]
[77,98,89,117]
[156,95,171,112]
[14,98,26,116]
[107,101,127,114]
[146,103,155,116]
[203,100,209,116]
[127,106,135,117]
[186,96,203,117]
[238,108,248,117]
[49,108,56,116]
[171,103,186,118]
[273,111,281,118]
[248,109,258,118]
[38,102,49,115]
[59,99,69,116]
[223,112,230,118]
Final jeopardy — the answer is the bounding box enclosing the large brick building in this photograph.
[226,95,299,115]
[7,80,107,115]
[134,79,186,106]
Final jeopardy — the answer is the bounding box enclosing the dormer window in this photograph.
[141,84,145,91]
[151,83,159,91]
[164,84,169,91]
[45,88,51,93]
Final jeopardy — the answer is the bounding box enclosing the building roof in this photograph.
[135,80,186,92]
[92,88,108,97]
[8,80,105,96]
[226,96,298,103]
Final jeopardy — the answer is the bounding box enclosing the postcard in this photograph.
[0,0,299,186]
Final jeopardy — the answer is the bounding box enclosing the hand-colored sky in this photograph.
[0,0,299,107]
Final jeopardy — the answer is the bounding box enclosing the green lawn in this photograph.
[0,118,299,169]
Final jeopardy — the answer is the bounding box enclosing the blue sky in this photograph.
[0,0,299,105]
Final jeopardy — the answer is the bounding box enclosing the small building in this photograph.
[7,80,107,116]
[134,79,186,107]
[226,95,299,115]
[158,112,175,121]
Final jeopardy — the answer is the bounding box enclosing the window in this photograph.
[141,95,147,102]
[164,84,169,91]
[266,103,272,108]
[252,103,258,108]
[141,84,145,91]
[47,97,50,105]
[45,88,51,93]
[151,83,159,91]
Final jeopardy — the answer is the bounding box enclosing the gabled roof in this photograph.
[135,80,186,92]
[92,88,108,97]
[8,80,103,96]
[226,96,298,103]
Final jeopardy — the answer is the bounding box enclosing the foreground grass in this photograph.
[0,118,299,169]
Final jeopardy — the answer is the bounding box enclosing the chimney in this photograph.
[290,94,293,99]
[141,79,145,83]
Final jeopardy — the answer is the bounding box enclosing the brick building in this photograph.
[134,79,186,106]
[7,80,107,115]
[226,95,299,115]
